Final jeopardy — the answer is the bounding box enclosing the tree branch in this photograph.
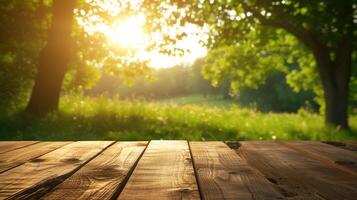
[240,1,333,75]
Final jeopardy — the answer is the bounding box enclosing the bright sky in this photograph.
[76,1,207,68]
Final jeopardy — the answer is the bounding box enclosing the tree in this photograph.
[0,0,51,114]
[150,0,355,129]
[26,0,76,113]
[241,1,354,129]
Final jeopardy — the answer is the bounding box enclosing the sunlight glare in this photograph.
[76,1,208,68]
[107,15,147,49]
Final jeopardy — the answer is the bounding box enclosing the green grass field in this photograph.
[159,95,238,108]
[0,95,356,141]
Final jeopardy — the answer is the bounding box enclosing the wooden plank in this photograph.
[190,141,283,200]
[0,141,113,199]
[282,141,357,175]
[0,141,71,173]
[42,142,148,200]
[118,140,200,200]
[238,141,357,200]
[0,141,38,154]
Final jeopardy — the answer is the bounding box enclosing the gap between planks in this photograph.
[0,141,72,174]
[237,141,357,200]
[0,141,287,200]
[0,141,114,199]
[41,141,149,200]
[1,141,356,200]
[189,141,283,200]
[187,140,204,200]
[0,141,40,154]
[118,140,200,200]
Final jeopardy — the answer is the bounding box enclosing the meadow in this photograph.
[1,95,356,141]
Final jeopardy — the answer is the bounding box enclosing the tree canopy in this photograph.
[144,0,355,128]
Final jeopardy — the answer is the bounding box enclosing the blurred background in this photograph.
[0,0,356,141]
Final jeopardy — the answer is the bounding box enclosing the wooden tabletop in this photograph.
[0,141,356,200]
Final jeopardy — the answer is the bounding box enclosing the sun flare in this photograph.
[107,16,147,49]
[76,1,207,68]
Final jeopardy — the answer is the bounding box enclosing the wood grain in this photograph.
[0,141,113,199]
[118,140,200,200]
[190,141,283,200]
[0,141,38,154]
[282,141,357,175]
[0,141,71,173]
[238,141,357,200]
[42,142,147,200]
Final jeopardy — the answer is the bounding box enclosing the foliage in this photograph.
[90,63,224,99]
[63,0,154,92]
[203,28,292,93]
[239,72,318,112]
[0,95,356,141]
[88,62,316,113]
[0,0,51,114]
[0,0,153,113]
[0,0,355,134]
[147,0,356,125]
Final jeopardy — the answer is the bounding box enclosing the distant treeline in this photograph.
[89,61,318,113]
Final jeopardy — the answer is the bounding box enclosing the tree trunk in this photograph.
[26,0,76,114]
[242,0,353,129]
[323,75,349,129]
[314,43,351,129]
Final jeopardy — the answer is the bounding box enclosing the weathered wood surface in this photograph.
[190,142,282,200]
[0,141,71,173]
[118,140,200,200]
[42,142,147,200]
[0,141,38,154]
[0,141,113,199]
[282,141,357,174]
[0,141,356,200]
[190,141,283,200]
[238,141,357,200]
